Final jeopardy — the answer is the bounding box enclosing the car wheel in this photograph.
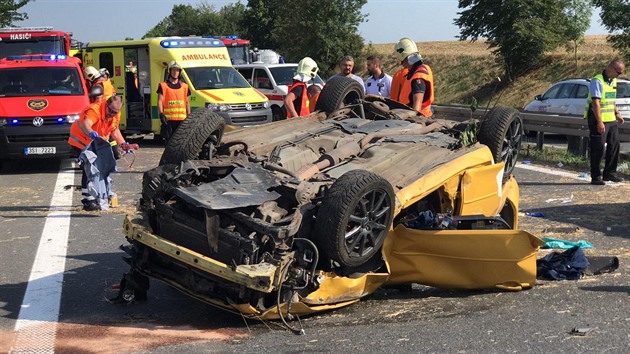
[315,77,364,114]
[314,170,394,268]
[478,106,523,180]
[159,109,225,166]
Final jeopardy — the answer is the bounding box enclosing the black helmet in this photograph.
[88,84,104,98]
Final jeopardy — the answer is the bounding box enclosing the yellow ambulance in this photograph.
[80,37,272,137]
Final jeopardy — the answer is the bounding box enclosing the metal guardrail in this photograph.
[433,104,630,142]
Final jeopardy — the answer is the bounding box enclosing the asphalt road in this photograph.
[1,141,629,353]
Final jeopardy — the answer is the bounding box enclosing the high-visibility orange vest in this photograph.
[101,79,116,99]
[398,64,434,117]
[286,81,310,118]
[309,91,320,113]
[68,101,118,150]
[159,81,189,121]
[390,68,409,103]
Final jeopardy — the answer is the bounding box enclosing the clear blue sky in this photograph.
[18,0,609,44]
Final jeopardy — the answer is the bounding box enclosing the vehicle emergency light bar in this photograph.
[0,26,54,32]
[6,54,67,61]
[160,38,224,48]
[204,35,251,46]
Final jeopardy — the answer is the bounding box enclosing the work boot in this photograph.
[590,176,605,185]
[603,174,623,182]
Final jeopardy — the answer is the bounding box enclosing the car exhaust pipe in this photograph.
[296,122,443,180]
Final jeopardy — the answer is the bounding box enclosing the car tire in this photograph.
[159,109,225,166]
[314,170,394,268]
[478,106,523,180]
[315,77,364,114]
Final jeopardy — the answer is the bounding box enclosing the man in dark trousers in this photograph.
[585,59,625,185]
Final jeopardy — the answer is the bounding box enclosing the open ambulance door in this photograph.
[122,47,152,134]
[89,47,128,130]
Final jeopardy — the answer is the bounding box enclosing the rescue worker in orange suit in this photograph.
[157,61,190,140]
[83,66,102,90]
[393,38,434,117]
[390,67,409,104]
[307,84,322,114]
[284,57,319,118]
[99,68,116,99]
[68,94,130,210]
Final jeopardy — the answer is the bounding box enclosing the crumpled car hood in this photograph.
[174,164,282,210]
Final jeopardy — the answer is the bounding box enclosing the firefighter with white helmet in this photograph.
[97,67,116,99]
[157,60,190,141]
[391,37,434,117]
[284,57,319,118]
[83,66,102,84]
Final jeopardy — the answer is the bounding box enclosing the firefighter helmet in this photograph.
[293,57,318,82]
[83,66,102,82]
[394,38,421,62]
[167,61,182,71]
[99,68,110,77]
[88,84,104,98]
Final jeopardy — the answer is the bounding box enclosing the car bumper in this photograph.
[216,108,273,126]
[122,212,388,319]
[0,124,74,160]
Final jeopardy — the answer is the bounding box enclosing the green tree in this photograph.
[594,0,630,60]
[241,0,282,49]
[455,0,576,81]
[563,0,593,71]
[244,0,367,75]
[144,2,246,38]
[0,0,31,27]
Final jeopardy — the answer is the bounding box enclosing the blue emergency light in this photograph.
[6,54,67,61]
[56,117,65,123]
[10,119,19,125]
[160,38,225,48]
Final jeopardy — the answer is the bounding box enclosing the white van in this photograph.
[235,63,325,121]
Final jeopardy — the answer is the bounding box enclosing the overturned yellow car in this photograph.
[118,78,544,324]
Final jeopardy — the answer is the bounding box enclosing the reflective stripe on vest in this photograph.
[286,81,310,117]
[160,82,188,121]
[585,74,617,122]
[398,63,434,117]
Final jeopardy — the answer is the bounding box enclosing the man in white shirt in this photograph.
[327,55,365,93]
[365,55,392,98]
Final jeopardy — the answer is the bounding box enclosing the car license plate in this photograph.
[24,147,56,155]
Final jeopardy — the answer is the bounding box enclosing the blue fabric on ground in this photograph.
[536,246,589,280]
[541,237,593,249]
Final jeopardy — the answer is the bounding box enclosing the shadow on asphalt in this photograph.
[579,285,630,295]
[0,251,245,331]
[520,202,630,239]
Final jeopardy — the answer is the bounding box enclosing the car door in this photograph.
[529,83,563,112]
[546,83,575,114]
[616,81,630,120]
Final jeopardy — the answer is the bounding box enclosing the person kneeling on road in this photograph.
[68,94,136,211]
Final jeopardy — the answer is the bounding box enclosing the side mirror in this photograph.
[534,94,543,101]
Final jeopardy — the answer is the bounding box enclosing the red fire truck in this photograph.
[0,27,73,58]
[0,54,89,167]
[215,35,283,64]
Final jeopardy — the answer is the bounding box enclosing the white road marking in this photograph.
[516,163,589,180]
[11,159,75,353]
[516,163,626,186]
